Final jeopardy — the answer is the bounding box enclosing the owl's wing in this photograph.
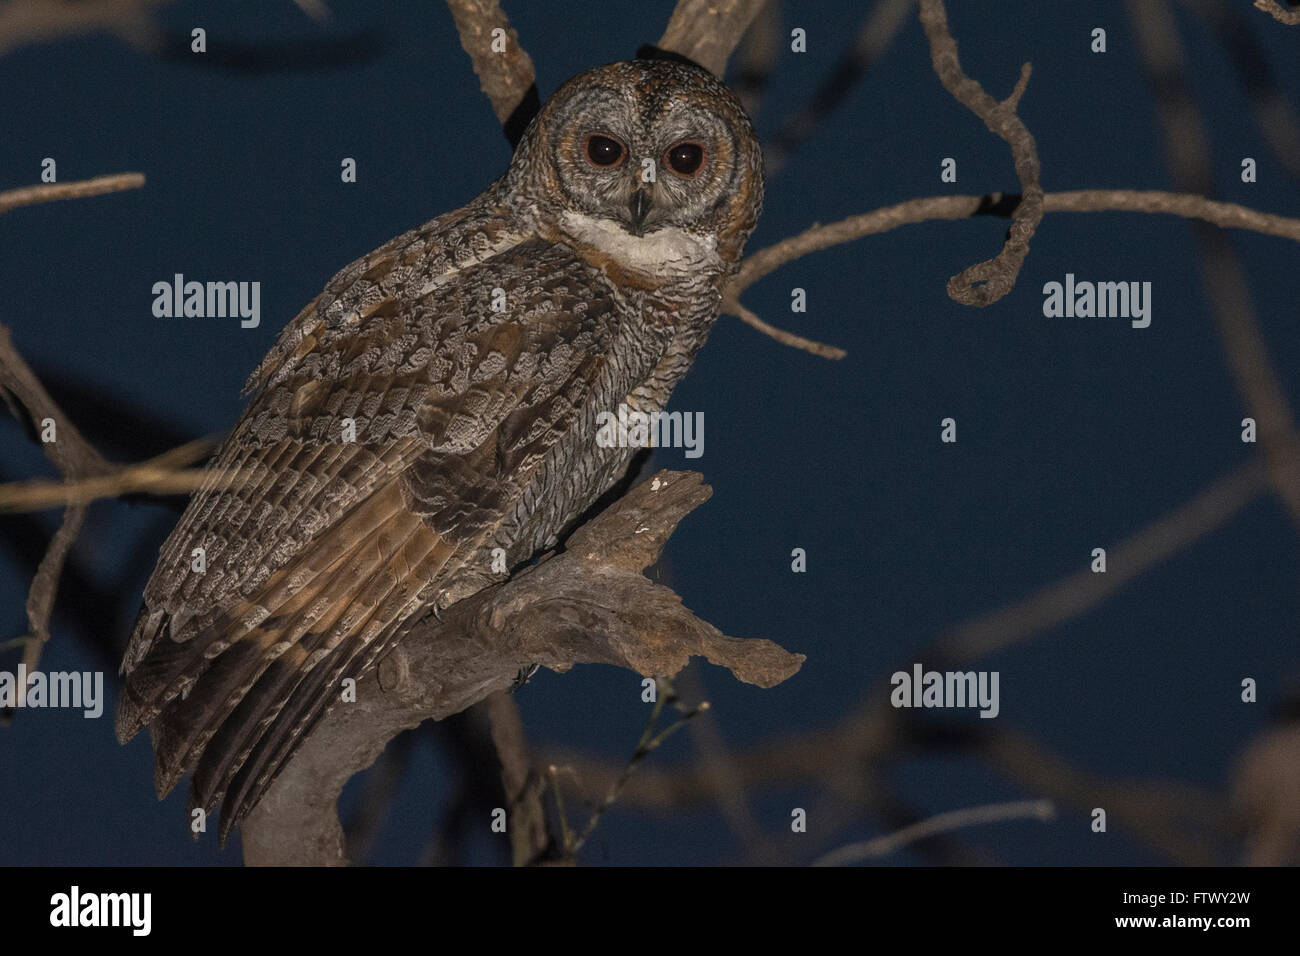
[118,230,624,842]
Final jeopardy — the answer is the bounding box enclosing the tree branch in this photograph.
[241,470,804,865]
[657,0,768,77]
[727,189,1300,302]
[918,0,1042,307]
[444,0,536,131]
[0,172,144,215]
[0,0,165,58]
[1254,0,1300,25]
[812,798,1055,866]
[484,690,559,866]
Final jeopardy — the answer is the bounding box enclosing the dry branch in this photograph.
[725,299,846,360]
[764,0,915,174]
[541,458,1263,864]
[0,0,165,58]
[728,189,1300,301]
[918,0,1042,307]
[1255,0,1300,25]
[444,0,536,126]
[484,690,558,866]
[657,0,768,77]
[0,437,219,511]
[935,459,1266,663]
[812,798,1055,865]
[1127,0,1300,530]
[0,172,145,215]
[241,470,804,865]
[0,322,114,672]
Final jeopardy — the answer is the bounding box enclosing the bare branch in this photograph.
[1127,0,1300,529]
[444,0,536,127]
[729,0,780,117]
[241,470,804,865]
[19,505,85,672]
[1,322,110,672]
[812,799,1055,865]
[918,0,1043,306]
[543,459,1263,863]
[729,190,1300,301]
[1255,0,1300,25]
[765,0,915,174]
[0,0,166,58]
[1044,189,1300,240]
[566,678,708,857]
[0,324,112,478]
[723,299,846,360]
[935,459,1266,663]
[0,172,145,215]
[1233,722,1300,865]
[658,0,768,76]
[0,438,220,512]
[484,691,558,866]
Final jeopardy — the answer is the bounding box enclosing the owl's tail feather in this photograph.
[148,484,422,799]
[211,530,462,845]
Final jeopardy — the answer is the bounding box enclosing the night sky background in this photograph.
[2,0,1298,866]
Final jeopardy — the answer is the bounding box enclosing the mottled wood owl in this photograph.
[116,58,764,843]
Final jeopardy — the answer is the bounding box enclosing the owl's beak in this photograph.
[627,188,653,235]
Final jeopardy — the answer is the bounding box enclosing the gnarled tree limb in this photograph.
[241,470,804,865]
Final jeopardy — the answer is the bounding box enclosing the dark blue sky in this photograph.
[2,0,1298,865]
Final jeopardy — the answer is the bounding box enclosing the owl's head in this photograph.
[507,58,764,267]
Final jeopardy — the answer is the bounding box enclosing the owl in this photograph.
[116,57,764,843]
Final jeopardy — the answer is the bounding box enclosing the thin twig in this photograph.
[568,679,709,856]
[0,172,145,215]
[724,299,846,360]
[0,324,112,478]
[918,0,1043,307]
[812,799,1055,866]
[0,437,220,512]
[936,459,1266,663]
[20,505,85,672]
[765,0,915,174]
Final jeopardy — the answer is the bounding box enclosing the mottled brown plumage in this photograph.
[117,58,764,843]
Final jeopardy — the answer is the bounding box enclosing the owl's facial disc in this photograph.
[516,59,763,264]
[550,86,743,237]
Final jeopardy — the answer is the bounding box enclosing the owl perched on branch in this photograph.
[116,57,764,844]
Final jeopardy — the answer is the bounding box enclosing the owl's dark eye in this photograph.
[665,142,706,177]
[584,134,625,167]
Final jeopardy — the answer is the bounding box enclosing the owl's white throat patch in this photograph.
[559,211,720,275]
